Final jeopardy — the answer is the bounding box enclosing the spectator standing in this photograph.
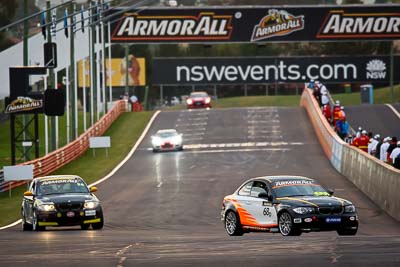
[380,137,391,162]
[355,126,363,138]
[313,81,322,106]
[356,130,369,152]
[308,79,315,90]
[387,137,398,162]
[375,135,383,159]
[339,106,346,120]
[339,117,350,141]
[332,101,341,126]
[368,134,380,155]
[322,104,332,124]
[389,141,400,165]
[334,118,343,137]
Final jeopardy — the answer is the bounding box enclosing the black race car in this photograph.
[21,175,104,231]
[221,175,358,236]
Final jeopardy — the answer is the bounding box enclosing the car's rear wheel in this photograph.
[278,211,301,236]
[225,210,243,236]
[32,211,45,231]
[21,210,32,231]
[337,228,357,236]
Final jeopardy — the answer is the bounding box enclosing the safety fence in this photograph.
[0,100,127,193]
[301,88,400,221]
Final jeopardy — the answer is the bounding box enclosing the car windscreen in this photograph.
[190,93,208,98]
[272,180,328,198]
[38,178,89,195]
[158,132,177,138]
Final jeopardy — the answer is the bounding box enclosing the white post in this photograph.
[74,48,79,138]
[44,75,48,154]
[89,23,94,127]
[54,71,59,148]
[108,21,112,105]
[66,65,70,144]
[96,24,101,120]
[101,21,106,114]
[82,58,87,131]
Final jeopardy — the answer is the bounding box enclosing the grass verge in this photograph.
[0,111,153,227]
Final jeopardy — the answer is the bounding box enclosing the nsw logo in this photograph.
[366,59,386,79]
[251,9,304,42]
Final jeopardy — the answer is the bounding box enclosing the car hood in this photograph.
[192,97,206,101]
[276,195,352,207]
[39,193,94,203]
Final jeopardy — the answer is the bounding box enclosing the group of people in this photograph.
[308,80,400,169]
[352,130,400,169]
[308,80,350,141]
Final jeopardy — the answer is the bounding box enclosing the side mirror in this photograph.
[327,189,334,195]
[258,192,272,201]
[24,191,33,197]
[89,186,98,193]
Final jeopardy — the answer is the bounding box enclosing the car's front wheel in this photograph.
[21,210,32,231]
[32,211,45,231]
[92,214,104,230]
[278,211,301,236]
[225,210,243,236]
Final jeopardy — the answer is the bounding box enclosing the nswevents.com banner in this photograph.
[110,5,400,43]
[152,56,399,85]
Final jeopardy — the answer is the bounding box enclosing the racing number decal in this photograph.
[263,207,272,217]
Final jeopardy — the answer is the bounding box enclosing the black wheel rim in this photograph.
[225,212,237,235]
[279,212,292,236]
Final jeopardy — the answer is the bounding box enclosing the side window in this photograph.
[238,182,253,196]
[250,181,268,198]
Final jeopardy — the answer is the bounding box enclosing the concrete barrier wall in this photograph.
[301,88,400,221]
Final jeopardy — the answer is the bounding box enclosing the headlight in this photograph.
[344,205,356,213]
[186,99,193,105]
[205,97,211,104]
[37,204,56,212]
[152,137,162,146]
[171,135,182,145]
[293,207,314,214]
[84,201,99,209]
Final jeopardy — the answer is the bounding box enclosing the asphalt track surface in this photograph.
[1,107,399,267]
[345,104,400,137]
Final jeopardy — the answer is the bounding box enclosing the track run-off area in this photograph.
[1,107,399,267]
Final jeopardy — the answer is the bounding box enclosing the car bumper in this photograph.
[187,102,211,109]
[36,208,103,227]
[291,213,358,232]
[153,143,182,151]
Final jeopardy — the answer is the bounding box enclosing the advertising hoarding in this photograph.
[152,56,399,84]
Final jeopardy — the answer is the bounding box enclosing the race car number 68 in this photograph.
[263,208,271,217]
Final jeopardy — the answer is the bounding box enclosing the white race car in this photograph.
[151,129,183,152]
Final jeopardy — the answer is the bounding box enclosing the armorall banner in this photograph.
[110,5,400,43]
[152,56,400,85]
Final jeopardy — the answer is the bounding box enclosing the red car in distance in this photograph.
[186,91,212,109]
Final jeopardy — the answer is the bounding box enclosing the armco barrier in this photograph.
[0,100,127,193]
[301,88,400,221]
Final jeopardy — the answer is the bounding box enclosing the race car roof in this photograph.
[252,175,314,183]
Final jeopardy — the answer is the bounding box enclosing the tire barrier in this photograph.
[0,100,127,193]
[301,87,400,221]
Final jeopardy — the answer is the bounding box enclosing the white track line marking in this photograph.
[385,104,400,119]
[0,111,162,231]
[0,219,22,230]
[185,148,290,153]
